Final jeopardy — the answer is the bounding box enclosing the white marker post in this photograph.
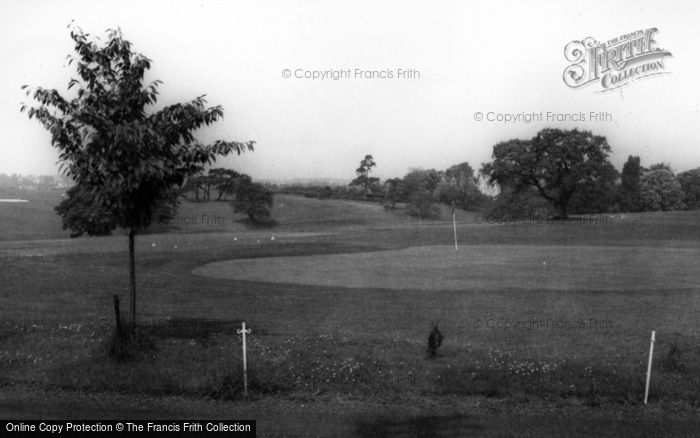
[237,322,252,399]
[644,330,656,405]
[452,201,458,251]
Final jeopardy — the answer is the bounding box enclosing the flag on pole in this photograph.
[452,201,458,251]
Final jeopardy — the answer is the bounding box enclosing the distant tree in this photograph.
[677,168,700,209]
[350,154,379,200]
[488,186,552,218]
[183,175,206,200]
[55,185,115,237]
[209,168,245,200]
[318,185,334,199]
[401,168,442,197]
[648,162,673,172]
[481,128,615,218]
[439,162,485,209]
[619,156,642,212]
[21,26,254,331]
[406,191,441,220]
[233,181,273,223]
[567,160,618,213]
[640,168,685,211]
[383,177,403,209]
[422,169,442,194]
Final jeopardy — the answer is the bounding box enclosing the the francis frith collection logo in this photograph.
[563,28,672,92]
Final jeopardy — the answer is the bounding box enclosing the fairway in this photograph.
[193,244,700,291]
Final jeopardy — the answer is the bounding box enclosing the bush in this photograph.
[406,191,441,219]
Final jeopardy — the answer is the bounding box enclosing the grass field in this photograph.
[1,189,700,436]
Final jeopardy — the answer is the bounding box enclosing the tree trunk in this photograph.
[363,170,369,201]
[128,229,136,334]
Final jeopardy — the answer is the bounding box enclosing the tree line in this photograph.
[481,128,700,217]
[297,130,700,220]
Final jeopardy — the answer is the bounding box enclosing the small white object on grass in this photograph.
[151,243,156,247]
[542,261,547,266]
[234,237,237,241]
[271,236,275,241]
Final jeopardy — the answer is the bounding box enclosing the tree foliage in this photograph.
[233,181,274,223]
[481,128,615,218]
[406,191,441,220]
[55,185,115,237]
[208,168,248,200]
[677,168,700,210]
[640,168,685,211]
[618,155,642,212]
[21,25,254,328]
[438,162,485,209]
[22,26,254,232]
[350,154,379,200]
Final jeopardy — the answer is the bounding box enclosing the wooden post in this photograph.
[644,330,656,405]
[237,322,252,399]
[128,229,136,334]
[113,295,122,335]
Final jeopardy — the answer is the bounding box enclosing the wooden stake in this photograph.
[644,330,655,405]
[237,322,252,399]
[112,295,122,335]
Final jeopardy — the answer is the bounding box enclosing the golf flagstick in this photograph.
[452,201,458,251]
[644,330,655,405]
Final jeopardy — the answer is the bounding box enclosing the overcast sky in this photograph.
[1,0,698,182]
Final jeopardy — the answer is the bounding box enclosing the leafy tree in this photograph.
[183,174,210,201]
[318,185,334,199]
[567,160,618,213]
[350,154,379,200]
[208,168,246,200]
[640,168,685,211]
[481,128,615,218]
[619,156,642,212]
[55,185,115,237]
[406,191,441,220]
[21,26,254,330]
[677,168,700,210]
[233,181,273,223]
[382,177,403,209]
[648,162,673,172]
[488,186,552,218]
[400,168,442,198]
[439,162,485,209]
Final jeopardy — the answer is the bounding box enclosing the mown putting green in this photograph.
[193,244,700,291]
